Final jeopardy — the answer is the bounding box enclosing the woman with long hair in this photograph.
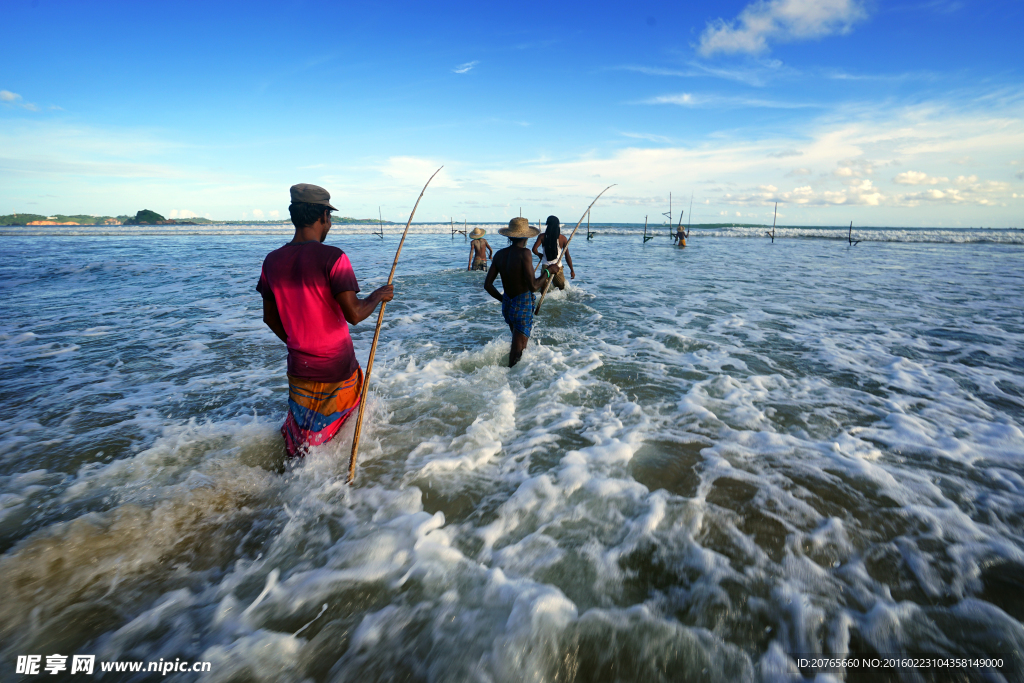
[531,215,574,289]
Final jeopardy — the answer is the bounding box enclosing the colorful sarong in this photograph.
[472,257,487,271]
[282,367,363,457]
[502,291,535,337]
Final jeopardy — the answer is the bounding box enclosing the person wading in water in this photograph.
[484,217,560,367]
[257,183,394,456]
[532,215,574,289]
[467,227,492,271]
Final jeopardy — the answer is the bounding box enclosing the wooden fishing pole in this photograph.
[662,192,672,231]
[586,209,594,240]
[766,202,777,243]
[675,208,684,243]
[347,166,443,485]
[643,215,654,243]
[848,220,859,246]
[686,192,693,239]
[376,207,385,240]
[534,185,615,315]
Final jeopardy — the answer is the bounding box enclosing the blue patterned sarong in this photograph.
[502,291,535,337]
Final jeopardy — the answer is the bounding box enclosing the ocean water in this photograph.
[1,227,1022,682]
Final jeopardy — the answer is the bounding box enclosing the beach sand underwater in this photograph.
[1,225,1023,681]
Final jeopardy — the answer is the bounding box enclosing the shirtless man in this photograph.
[467,227,493,270]
[531,215,574,289]
[484,217,560,367]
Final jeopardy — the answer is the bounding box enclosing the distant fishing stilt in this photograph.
[586,209,594,240]
[643,215,654,243]
[848,221,860,246]
[375,207,385,240]
[662,192,672,236]
[766,202,777,243]
[686,192,693,240]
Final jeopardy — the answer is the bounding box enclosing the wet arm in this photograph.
[524,251,555,292]
[262,296,287,343]
[532,235,544,257]
[484,261,503,302]
[468,243,474,270]
[335,286,394,325]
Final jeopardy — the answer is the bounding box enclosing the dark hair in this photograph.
[543,215,561,261]
[289,202,332,229]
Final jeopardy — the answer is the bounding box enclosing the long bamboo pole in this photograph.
[347,166,443,484]
[686,192,693,238]
[534,185,615,315]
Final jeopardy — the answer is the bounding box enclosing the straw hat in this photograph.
[469,227,486,239]
[499,217,540,239]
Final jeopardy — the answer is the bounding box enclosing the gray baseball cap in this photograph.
[290,183,338,211]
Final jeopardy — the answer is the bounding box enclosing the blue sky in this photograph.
[2,0,1022,226]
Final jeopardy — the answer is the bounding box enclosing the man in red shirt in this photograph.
[257,183,394,456]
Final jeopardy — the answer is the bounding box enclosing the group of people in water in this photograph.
[258,183,687,457]
[258,185,579,457]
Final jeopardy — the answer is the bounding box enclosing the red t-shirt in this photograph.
[256,241,361,382]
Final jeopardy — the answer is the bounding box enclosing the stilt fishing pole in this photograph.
[766,202,777,243]
[535,185,615,315]
[662,192,672,232]
[686,192,693,239]
[586,209,594,240]
[675,208,684,243]
[348,166,443,485]
[375,207,385,240]
[643,215,654,243]
[848,220,859,246]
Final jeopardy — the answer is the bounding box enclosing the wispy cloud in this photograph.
[824,68,939,82]
[621,132,675,144]
[1,90,40,112]
[698,0,868,56]
[641,92,820,109]
[452,61,479,74]
[617,60,790,87]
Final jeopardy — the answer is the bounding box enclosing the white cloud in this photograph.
[373,157,457,189]
[168,209,197,219]
[1,89,40,111]
[252,209,265,219]
[270,209,280,219]
[894,170,948,185]
[643,92,818,109]
[452,61,479,74]
[698,0,868,56]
